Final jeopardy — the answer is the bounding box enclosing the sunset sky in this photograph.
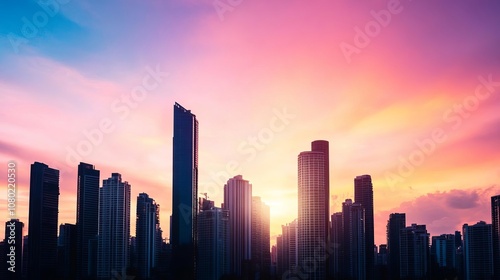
[1,0,499,247]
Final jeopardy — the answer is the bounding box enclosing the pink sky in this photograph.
[1,0,499,247]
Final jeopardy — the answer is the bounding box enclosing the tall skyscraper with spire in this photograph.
[224,175,253,277]
[76,162,100,280]
[297,140,329,280]
[171,102,199,279]
[28,162,60,279]
[354,174,375,280]
[97,173,131,279]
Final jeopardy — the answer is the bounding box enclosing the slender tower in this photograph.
[298,140,329,280]
[224,175,252,276]
[97,173,131,279]
[354,174,375,280]
[76,162,100,280]
[171,102,199,279]
[492,195,500,279]
[28,162,60,279]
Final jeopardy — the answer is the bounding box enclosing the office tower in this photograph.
[58,223,77,279]
[97,173,131,279]
[387,213,406,280]
[355,174,375,280]
[251,197,271,278]
[377,244,388,265]
[400,224,430,280]
[76,162,100,280]
[28,162,60,279]
[342,199,366,280]
[431,234,458,279]
[136,193,161,279]
[2,219,24,280]
[298,140,329,280]
[276,219,298,276]
[0,241,6,280]
[492,195,500,278]
[271,245,277,277]
[330,212,343,278]
[463,221,494,280]
[171,102,199,279]
[223,175,252,276]
[197,205,230,280]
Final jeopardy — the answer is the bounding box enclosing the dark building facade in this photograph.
[76,162,100,280]
[197,205,230,280]
[171,102,199,279]
[463,221,494,280]
[58,223,77,279]
[387,213,406,280]
[492,195,500,278]
[251,196,271,278]
[136,193,161,279]
[28,162,60,279]
[400,224,429,280]
[354,174,375,280]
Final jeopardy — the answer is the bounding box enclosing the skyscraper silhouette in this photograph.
[354,174,375,280]
[492,195,500,278]
[251,196,271,278]
[58,223,77,279]
[297,140,329,280]
[463,221,494,280]
[136,193,161,279]
[97,173,131,279]
[171,102,198,279]
[342,199,366,280]
[76,162,100,280]
[387,213,406,280]
[197,203,230,280]
[27,162,59,279]
[400,224,429,280]
[224,175,252,277]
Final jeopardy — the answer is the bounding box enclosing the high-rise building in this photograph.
[342,199,366,280]
[463,221,494,280]
[330,212,343,278]
[58,223,77,279]
[297,140,329,280]
[2,219,24,280]
[97,173,131,279]
[197,204,230,280]
[276,219,298,277]
[492,195,500,278]
[251,197,271,278]
[355,174,375,280]
[387,213,406,280]
[76,162,100,280]
[136,193,161,279]
[171,102,199,279]
[400,224,429,280]
[430,234,459,275]
[28,162,60,279]
[223,175,252,276]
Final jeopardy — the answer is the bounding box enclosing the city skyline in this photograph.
[1,0,500,254]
